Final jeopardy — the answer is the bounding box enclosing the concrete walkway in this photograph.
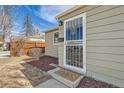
[36,79,69,88]
[0,51,10,58]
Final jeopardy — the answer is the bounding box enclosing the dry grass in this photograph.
[0,56,51,88]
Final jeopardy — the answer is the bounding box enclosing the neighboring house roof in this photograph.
[29,38,45,42]
[44,27,59,33]
[28,35,43,39]
[28,35,45,42]
[55,5,86,20]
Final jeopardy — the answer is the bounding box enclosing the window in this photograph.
[53,32,59,44]
[66,17,83,41]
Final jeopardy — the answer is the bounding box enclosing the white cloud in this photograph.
[39,5,74,24]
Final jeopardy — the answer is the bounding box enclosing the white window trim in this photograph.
[63,13,86,74]
[53,31,59,45]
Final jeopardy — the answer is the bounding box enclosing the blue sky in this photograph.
[11,5,74,36]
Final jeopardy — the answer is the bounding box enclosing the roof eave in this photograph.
[55,5,87,20]
[44,27,59,33]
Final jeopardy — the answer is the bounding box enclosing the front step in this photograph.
[48,67,84,88]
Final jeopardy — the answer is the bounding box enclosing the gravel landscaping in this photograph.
[27,55,58,72]
[77,77,118,88]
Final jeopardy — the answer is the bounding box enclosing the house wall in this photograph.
[45,30,58,58]
[58,5,124,87]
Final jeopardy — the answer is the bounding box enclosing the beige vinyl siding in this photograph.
[58,5,124,87]
[87,70,124,87]
[58,43,64,66]
[59,25,64,37]
[45,31,58,58]
[87,59,124,71]
[58,25,64,66]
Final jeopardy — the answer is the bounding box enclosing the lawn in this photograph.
[0,56,51,88]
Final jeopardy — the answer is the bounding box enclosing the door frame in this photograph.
[63,13,86,74]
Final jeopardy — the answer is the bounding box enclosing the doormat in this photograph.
[55,69,81,81]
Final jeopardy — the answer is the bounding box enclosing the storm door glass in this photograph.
[65,17,83,69]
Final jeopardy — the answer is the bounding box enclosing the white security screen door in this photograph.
[64,13,86,74]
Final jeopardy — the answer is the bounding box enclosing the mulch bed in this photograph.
[21,63,52,87]
[26,55,58,72]
[77,77,118,88]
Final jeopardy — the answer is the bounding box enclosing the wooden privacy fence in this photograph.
[10,39,45,57]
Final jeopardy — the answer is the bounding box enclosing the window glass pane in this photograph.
[66,45,83,68]
[67,21,69,40]
[79,17,83,40]
[80,46,83,68]
[70,21,73,40]
[75,19,77,40]
[73,19,76,40]
[77,18,80,40]
[66,22,68,40]
[68,22,70,40]
[66,17,83,41]
[54,32,59,43]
